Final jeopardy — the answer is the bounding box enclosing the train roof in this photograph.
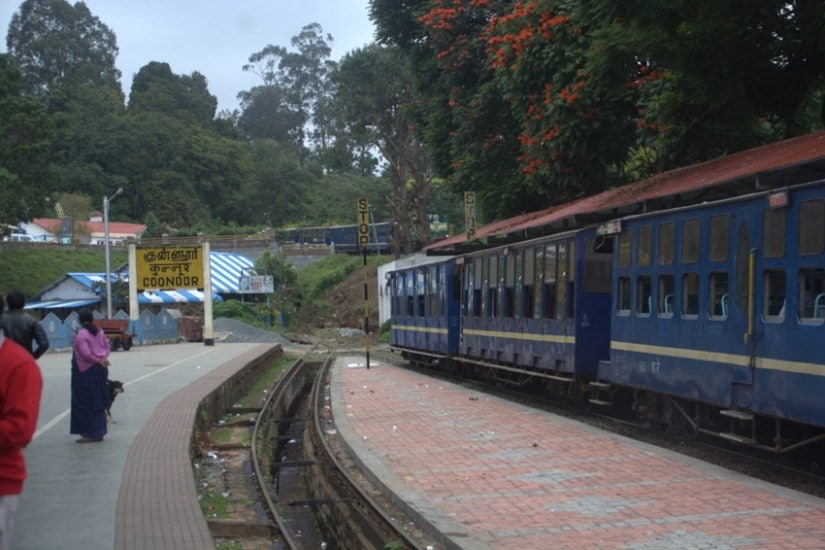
[426,130,825,255]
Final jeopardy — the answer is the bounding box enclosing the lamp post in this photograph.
[104,187,124,318]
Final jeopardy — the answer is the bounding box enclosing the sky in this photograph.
[0,0,378,112]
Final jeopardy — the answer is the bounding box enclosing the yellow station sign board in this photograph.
[136,246,204,291]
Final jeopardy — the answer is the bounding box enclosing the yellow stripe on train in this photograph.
[611,340,825,376]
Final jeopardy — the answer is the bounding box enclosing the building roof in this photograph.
[427,130,825,254]
[32,217,147,239]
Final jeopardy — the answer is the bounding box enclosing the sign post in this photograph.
[357,197,371,369]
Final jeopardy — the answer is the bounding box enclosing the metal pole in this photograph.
[104,188,123,318]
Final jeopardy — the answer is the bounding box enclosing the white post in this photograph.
[202,241,214,345]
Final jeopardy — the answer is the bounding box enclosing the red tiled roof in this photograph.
[33,218,146,237]
[427,130,825,252]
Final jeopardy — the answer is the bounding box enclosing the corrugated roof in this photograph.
[427,130,825,253]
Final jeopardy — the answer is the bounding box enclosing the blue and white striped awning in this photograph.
[138,289,222,304]
[25,298,101,309]
[209,252,255,294]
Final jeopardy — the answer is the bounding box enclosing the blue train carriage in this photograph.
[596,179,825,451]
[457,225,613,396]
[388,255,461,362]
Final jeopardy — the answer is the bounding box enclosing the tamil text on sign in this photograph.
[136,246,205,291]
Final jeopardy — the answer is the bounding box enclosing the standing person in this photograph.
[0,291,49,359]
[70,308,110,443]
[0,295,43,549]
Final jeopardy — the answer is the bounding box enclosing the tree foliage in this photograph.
[332,44,435,254]
[128,62,217,126]
[371,0,825,219]
[6,0,121,98]
[0,54,55,224]
[241,24,338,154]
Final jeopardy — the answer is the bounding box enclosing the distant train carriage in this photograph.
[287,222,393,254]
[596,179,825,448]
[458,226,612,388]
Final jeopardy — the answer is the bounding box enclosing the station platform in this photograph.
[330,355,825,550]
[16,341,277,550]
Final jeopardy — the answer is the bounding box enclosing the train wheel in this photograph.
[121,338,133,351]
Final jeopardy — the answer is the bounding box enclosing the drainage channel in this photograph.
[239,352,424,549]
[272,410,328,547]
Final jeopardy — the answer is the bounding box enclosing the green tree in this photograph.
[6,0,121,98]
[48,82,127,200]
[332,44,432,254]
[240,24,337,153]
[237,84,303,144]
[0,54,55,224]
[580,0,825,166]
[128,62,217,126]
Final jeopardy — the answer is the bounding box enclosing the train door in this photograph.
[573,231,613,376]
[730,206,758,390]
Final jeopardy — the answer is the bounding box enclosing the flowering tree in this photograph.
[372,0,825,220]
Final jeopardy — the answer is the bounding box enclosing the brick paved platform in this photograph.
[331,355,825,550]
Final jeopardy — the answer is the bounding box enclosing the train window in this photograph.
[709,215,729,262]
[681,219,700,263]
[391,275,400,316]
[799,268,825,321]
[406,272,415,316]
[471,258,482,317]
[524,248,535,318]
[473,257,483,288]
[658,223,674,265]
[504,251,516,318]
[489,255,498,286]
[637,276,652,315]
[618,230,631,267]
[682,272,700,317]
[429,266,439,316]
[764,206,786,258]
[638,225,652,267]
[534,246,544,319]
[557,242,568,319]
[658,275,674,315]
[417,269,426,317]
[544,244,557,319]
[617,276,631,314]
[568,240,576,280]
[709,272,729,318]
[799,200,825,255]
[584,238,612,293]
[763,269,786,320]
[736,222,750,312]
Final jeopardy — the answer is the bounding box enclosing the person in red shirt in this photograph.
[0,295,43,549]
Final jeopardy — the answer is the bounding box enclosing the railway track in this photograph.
[197,344,428,549]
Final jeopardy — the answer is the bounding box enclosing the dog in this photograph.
[107,379,125,423]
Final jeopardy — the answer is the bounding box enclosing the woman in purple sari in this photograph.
[70,309,111,443]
